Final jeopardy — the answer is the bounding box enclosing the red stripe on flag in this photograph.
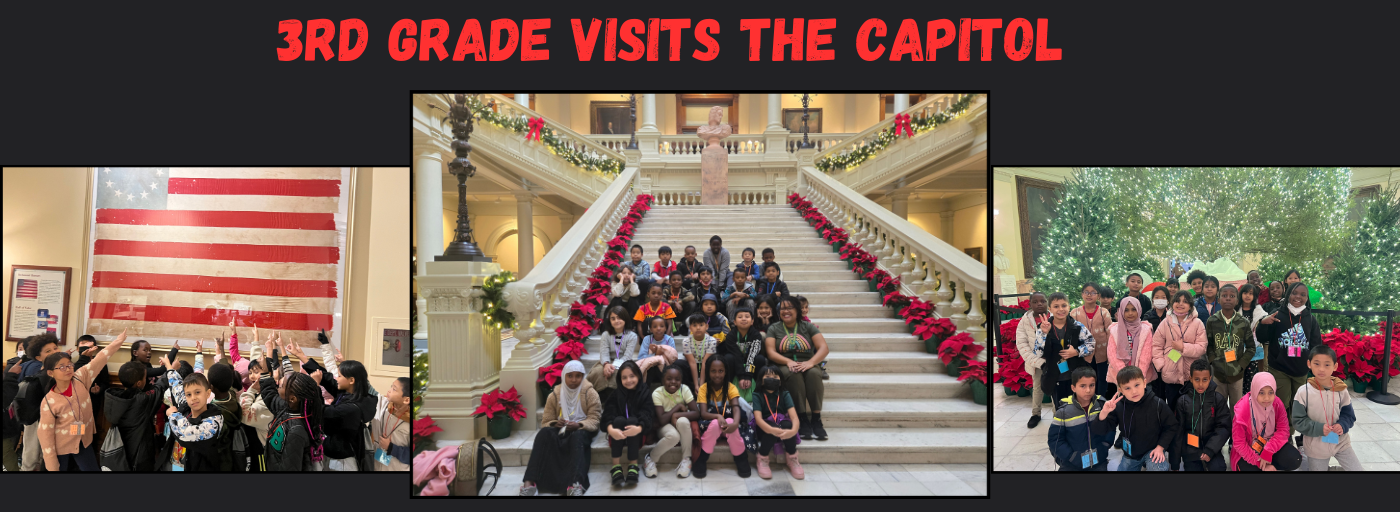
[167,178,341,197]
[94,240,339,264]
[88,303,333,331]
[92,271,337,298]
[96,209,336,230]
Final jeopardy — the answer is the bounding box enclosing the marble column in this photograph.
[640,94,658,131]
[890,192,911,220]
[413,144,445,340]
[940,210,955,244]
[764,94,789,160]
[893,94,909,114]
[419,260,504,442]
[638,94,660,160]
[514,191,537,277]
[766,93,784,131]
[515,94,530,108]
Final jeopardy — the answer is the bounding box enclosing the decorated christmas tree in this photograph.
[1319,185,1400,334]
[1033,168,1135,296]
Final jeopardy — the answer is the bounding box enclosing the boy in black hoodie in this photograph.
[1094,366,1177,471]
[1175,359,1231,471]
[1257,282,1319,416]
[104,361,172,471]
[158,368,226,471]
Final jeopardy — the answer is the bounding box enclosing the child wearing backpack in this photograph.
[103,359,174,471]
[17,332,63,471]
[37,329,129,471]
[258,370,326,471]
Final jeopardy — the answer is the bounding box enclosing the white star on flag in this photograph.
[156,169,164,176]
[106,180,114,188]
[103,168,110,173]
[126,192,135,200]
[151,182,158,190]
[140,191,149,199]
[113,189,122,197]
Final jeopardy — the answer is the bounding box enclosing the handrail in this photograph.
[798,166,988,343]
[480,94,628,165]
[814,94,964,167]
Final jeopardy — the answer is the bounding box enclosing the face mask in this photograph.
[1153,299,1168,309]
[762,378,780,391]
[1288,303,1305,315]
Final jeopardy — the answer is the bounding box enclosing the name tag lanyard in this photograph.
[1120,406,1136,454]
[1219,312,1238,358]
[60,384,87,433]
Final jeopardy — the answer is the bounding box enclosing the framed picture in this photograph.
[6,265,73,343]
[1016,175,1062,278]
[783,108,822,134]
[80,168,355,357]
[369,316,411,378]
[676,94,738,134]
[589,101,633,135]
[963,247,983,263]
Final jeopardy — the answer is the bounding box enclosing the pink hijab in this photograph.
[1113,296,1151,360]
[1249,371,1279,438]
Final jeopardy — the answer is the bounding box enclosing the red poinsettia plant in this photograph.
[822,227,849,244]
[900,298,933,324]
[554,340,587,361]
[915,316,957,341]
[958,360,988,385]
[883,291,912,309]
[1324,321,1400,382]
[994,341,1032,392]
[412,415,443,453]
[472,387,527,421]
[937,332,984,365]
[999,317,1021,345]
[877,275,901,294]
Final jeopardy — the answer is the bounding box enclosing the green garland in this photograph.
[481,270,516,330]
[816,94,979,173]
[464,96,626,176]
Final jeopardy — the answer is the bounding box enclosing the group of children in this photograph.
[1014,268,1363,471]
[2,324,411,472]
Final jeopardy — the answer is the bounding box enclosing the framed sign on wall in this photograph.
[6,265,73,343]
[80,168,355,357]
[369,316,410,377]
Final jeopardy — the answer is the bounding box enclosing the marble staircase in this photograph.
[489,204,986,466]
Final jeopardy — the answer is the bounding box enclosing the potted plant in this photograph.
[994,341,1032,396]
[915,316,956,354]
[938,333,984,377]
[472,387,527,440]
[412,415,443,457]
[959,360,989,405]
[900,299,933,335]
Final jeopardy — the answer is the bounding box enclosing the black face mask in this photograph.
[762,378,780,391]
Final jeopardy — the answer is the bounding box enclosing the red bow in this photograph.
[526,117,545,142]
[893,113,913,138]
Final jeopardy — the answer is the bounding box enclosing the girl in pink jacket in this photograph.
[1230,372,1301,471]
[1152,291,1207,408]
[1106,297,1156,388]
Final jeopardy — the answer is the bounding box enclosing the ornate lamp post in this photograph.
[627,94,638,150]
[799,93,816,149]
[437,94,491,262]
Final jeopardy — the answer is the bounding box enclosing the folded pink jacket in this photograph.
[412,447,459,496]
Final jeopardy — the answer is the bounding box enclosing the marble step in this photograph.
[820,399,986,428]
[650,205,794,210]
[629,239,833,248]
[642,214,806,222]
[806,304,896,318]
[800,318,909,333]
[777,279,870,293]
[799,292,882,304]
[820,332,923,351]
[633,223,818,232]
[779,270,864,282]
[576,346,939,373]
[822,373,967,399]
[486,427,986,466]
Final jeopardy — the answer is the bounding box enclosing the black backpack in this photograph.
[14,374,85,426]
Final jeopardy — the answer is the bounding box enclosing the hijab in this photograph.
[1113,296,1151,360]
[560,360,587,423]
[612,360,648,418]
[1248,371,1279,438]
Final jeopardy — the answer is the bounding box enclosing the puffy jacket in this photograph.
[1015,310,1049,372]
[1047,394,1112,470]
[1174,379,1231,463]
[1229,393,1290,471]
[1194,295,1221,322]
[1105,322,1157,386]
[104,377,171,471]
[1151,312,1207,385]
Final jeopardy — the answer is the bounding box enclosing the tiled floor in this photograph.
[483,463,986,496]
[993,383,1400,471]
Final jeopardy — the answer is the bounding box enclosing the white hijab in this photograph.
[559,360,588,423]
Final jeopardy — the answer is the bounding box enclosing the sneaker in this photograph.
[786,452,805,480]
[1027,415,1041,429]
[735,454,752,478]
[610,465,625,486]
[519,483,538,496]
[799,414,813,440]
[626,464,640,484]
[821,366,829,380]
[677,458,693,478]
[566,483,586,496]
[1296,434,1304,447]
[756,454,772,479]
[643,453,658,478]
[693,451,710,479]
[810,413,828,441]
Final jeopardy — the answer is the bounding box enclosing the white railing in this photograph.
[588,133,850,157]
[825,95,987,195]
[651,189,780,206]
[498,166,639,429]
[784,133,848,153]
[797,166,988,348]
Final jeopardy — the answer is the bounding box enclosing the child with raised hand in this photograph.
[258,369,325,471]
[1015,291,1051,428]
[695,354,751,479]
[649,365,699,478]
[1039,292,1096,405]
[1070,284,1112,397]
[1292,345,1362,471]
[1047,366,1111,471]
[1258,282,1320,417]
[293,344,377,471]
[1093,366,1177,471]
[372,377,411,471]
[653,245,678,282]
[37,328,128,471]
[1195,276,1221,321]
[156,351,225,471]
[681,314,719,396]
[1175,359,1231,471]
[638,316,679,384]
[589,306,639,398]
[105,359,173,471]
[752,364,804,479]
[602,361,655,486]
[733,247,760,289]
[1231,372,1301,471]
[1204,284,1253,408]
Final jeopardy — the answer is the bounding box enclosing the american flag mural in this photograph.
[84,168,350,351]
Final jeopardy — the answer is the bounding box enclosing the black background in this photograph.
[4,0,1396,504]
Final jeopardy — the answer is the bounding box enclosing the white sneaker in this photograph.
[677,458,692,478]
[643,453,658,478]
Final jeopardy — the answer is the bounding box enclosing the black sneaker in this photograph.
[1027,415,1041,429]
[626,464,640,484]
[693,451,710,479]
[735,453,752,478]
[799,413,813,440]
[1296,435,1304,447]
[811,413,828,441]
[610,465,624,487]
[821,365,829,380]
